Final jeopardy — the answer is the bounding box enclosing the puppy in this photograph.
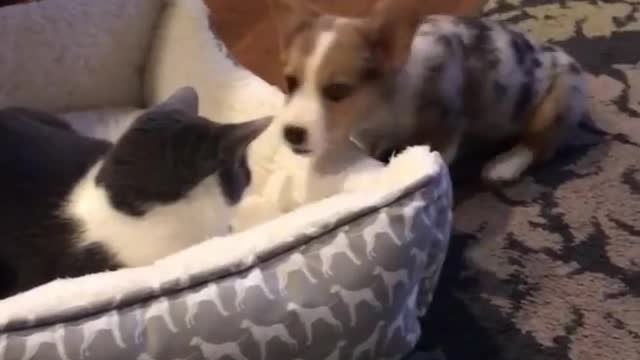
[271,0,587,183]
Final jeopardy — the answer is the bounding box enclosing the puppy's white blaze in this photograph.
[280,30,337,153]
[64,163,231,267]
[483,145,534,182]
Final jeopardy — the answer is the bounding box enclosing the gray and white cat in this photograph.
[0,87,271,299]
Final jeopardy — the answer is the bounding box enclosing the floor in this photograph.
[204,0,486,90]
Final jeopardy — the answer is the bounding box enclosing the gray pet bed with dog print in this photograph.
[0,0,453,359]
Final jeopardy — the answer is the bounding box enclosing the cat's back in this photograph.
[0,107,110,185]
[0,107,111,213]
[0,108,112,298]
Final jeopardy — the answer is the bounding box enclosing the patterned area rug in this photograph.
[415,1,640,359]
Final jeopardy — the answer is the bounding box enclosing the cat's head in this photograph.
[96,87,271,216]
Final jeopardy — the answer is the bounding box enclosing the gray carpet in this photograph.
[416,1,640,359]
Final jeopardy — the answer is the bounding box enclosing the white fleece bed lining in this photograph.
[0,147,440,328]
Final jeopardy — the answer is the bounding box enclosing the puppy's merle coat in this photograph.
[274,0,587,183]
[0,87,271,299]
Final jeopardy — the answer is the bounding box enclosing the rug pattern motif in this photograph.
[419,1,640,359]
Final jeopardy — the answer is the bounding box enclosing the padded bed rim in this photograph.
[1,162,449,333]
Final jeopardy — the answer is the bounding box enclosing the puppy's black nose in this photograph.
[283,125,307,146]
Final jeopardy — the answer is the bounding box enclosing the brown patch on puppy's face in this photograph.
[312,21,385,143]
[272,0,424,156]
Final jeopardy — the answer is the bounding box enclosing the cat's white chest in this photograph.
[64,164,230,267]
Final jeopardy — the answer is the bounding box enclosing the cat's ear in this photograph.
[222,116,273,159]
[217,116,272,204]
[153,87,199,115]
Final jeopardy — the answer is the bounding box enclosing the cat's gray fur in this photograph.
[0,87,271,299]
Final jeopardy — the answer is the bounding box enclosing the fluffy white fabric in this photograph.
[232,141,388,231]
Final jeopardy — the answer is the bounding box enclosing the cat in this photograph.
[0,87,271,299]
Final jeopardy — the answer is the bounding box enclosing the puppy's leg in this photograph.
[438,126,464,165]
[482,64,586,183]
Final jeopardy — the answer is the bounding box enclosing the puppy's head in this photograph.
[273,0,423,156]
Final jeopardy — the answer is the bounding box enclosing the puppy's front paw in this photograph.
[482,146,534,183]
[482,161,521,184]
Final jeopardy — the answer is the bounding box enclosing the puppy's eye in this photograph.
[285,75,299,94]
[322,83,355,102]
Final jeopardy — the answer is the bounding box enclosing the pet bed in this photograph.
[0,0,453,359]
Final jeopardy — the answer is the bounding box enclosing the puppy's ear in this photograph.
[362,0,424,73]
[270,0,320,51]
